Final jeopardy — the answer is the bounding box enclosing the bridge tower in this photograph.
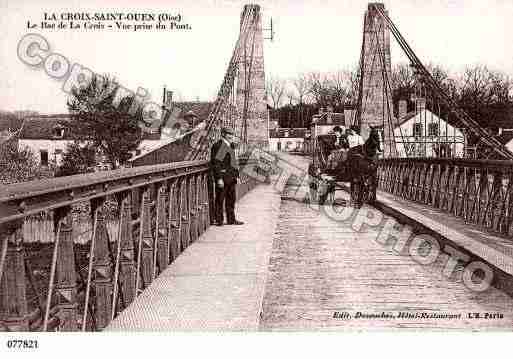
[235,4,269,153]
[358,2,396,158]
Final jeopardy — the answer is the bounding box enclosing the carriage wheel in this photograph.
[318,190,328,205]
[367,176,377,204]
[309,186,318,203]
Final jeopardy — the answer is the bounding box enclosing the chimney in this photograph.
[165,90,173,108]
[398,99,407,119]
[416,98,426,113]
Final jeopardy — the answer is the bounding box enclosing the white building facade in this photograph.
[391,100,466,158]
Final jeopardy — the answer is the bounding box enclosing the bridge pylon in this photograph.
[235,4,268,154]
[358,3,396,158]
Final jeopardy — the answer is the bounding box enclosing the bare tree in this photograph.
[305,70,355,108]
[291,73,310,105]
[390,63,415,93]
[266,76,286,109]
[327,70,352,107]
[306,71,331,107]
[285,90,296,106]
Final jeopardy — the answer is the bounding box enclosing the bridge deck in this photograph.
[108,155,513,331]
[259,155,513,330]
[107,183,281,331]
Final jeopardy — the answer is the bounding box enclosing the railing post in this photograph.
[439,164,450,211]
[92,199,113,330]
[207,172,215,226]
[167,180,180,261]
[406,164,415,200]
[180,177,190,250]
[492,172,507,232]
[478,171,491,226]
[431,163,441,208]
[196,174,203,238]
[156,184,169,274]
[196,174,204,236]
[202,172,210,232]
[0,221,29,331]
[423,164,433,204]
[466,169,480,224]
[416,163,427,202]
[454,166,467,218]
[485,171,501,229]
[54,207,78,331]
[506,173,513,236]
[114,191,136,313]
[139,187,154,289]
[194,173,201,240]
[189,175,198,243]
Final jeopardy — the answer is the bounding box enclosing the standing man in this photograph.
[210,127,244,226]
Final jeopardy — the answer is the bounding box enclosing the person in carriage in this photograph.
[308,123,382,207]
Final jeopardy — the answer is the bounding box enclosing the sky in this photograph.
[1,0,513,114]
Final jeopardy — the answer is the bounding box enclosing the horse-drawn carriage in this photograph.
[307,128,380,207]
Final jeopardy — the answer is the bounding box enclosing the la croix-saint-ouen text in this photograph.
[44,12,181,22]
[40,12,187,31]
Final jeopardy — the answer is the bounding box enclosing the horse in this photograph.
[346,127,381,207]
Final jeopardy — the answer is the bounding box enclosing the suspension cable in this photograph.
[371,4,513,159]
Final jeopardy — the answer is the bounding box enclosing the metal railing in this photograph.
[0,159,259,331]
[377,158,513,236]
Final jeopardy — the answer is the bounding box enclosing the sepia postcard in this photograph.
[1,0,513,356]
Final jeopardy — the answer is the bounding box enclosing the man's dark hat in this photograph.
[333,126,343,133]
[350,125,360,132]
[221,127,235,135]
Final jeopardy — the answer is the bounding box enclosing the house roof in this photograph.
[19,115,73,140]
[18,114,161,140]
[311,112,346,126]
[167,102,213,121]
[269,128,308,138]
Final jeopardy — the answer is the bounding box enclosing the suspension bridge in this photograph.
[1,3,513,331]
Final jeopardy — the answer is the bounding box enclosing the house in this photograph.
[390,99,466,158]
[304,106,355,154]
[18,114,74,166]
[309,106,354,137]
[269,128,307,152]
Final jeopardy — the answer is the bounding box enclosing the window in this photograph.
[40,150,49,166]
[413,123,423,137]
[428,123,439,137]
[53,127,64,138]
